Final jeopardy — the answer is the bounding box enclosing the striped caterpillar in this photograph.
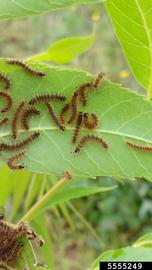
[74,134,108,153]
[67,72,104,124]
[0,72,11,90]
[60,103,70,124]
[0,132,40,151]
[45,102,65,131]
[83,113,98,130]
[126,141,152,151]
[7,150,26,170]
[21,107,40,130]
[29,93,66,105]
[7,59,45,77]
[0,92,13,113]
[11,101,25,139]
[0,118,8,128]
[72,112,83,144]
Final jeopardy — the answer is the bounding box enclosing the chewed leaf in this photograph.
[1,59,152,181]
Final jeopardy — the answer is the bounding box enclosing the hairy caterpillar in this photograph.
[0,72,11,90]
[83,112,98,130]
[21,107,40,130]
[11,101,25,139]
[72,112,83,144]
[0,132,40,151]
[0,92,13,113]
[74,134,108,153]
[7,59,45,77]
[60,103,70,124]
[7,150,26,170]
[45,102,65,131]
[29,93,66,105]
[126,141,152,151]
[0,118,8,128]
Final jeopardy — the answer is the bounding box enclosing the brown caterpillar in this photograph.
[67,72,104,124]
[0,72,11,90]
[29,93,66,105]
[7,150,26,170]
[7,59,45,77]
[45,102,65,131]
[12,101,25,139]
[72,112,83,144]
[83,112,98,130]
[21,107,40,130]
[0,214,44,269]
[94,72,105,88]
[74,134,108,153]
[67,91,79,124]
[126,141,152,151]
[0,92,13,113]
[0,132,40,151]
[60,103,70,124]
[0,118,8,128]
[64,170,72,180]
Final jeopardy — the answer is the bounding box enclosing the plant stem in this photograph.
[19,174,68,223]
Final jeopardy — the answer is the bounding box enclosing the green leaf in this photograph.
[0,0,102,21]
[90,247,152,268]
[38,182,117,215]
[29,34,95,64]
[105,0,152,98]
[133,232,152,248]
[2,59,152,181]
[0,165,14,205]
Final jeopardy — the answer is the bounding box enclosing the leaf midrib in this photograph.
[1,127,152,145]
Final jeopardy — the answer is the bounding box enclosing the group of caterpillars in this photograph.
[0,212,44,270]
[0,58,152,171]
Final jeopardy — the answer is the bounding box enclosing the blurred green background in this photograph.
[0,2,151,270]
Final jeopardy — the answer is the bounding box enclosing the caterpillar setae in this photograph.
[45,102,65,131]
[7,59,45,77]
[0,72,11,90]
[7,150,26,170]
[126,141,152,151]
[60,103,70,124]
[74,134,108,153]
[0,132,40,151]
[0,118,8,128]
[83,112,98,130]
[21,107,40,130]
[29,93,66,105]
[11,101,25,139]
[72,112,83,144]
[0,92,13,113]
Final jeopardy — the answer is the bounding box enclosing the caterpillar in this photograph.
[0,72,11,90]
[78,81,94,106]
[0,92,13,113]
[83,112,98,130]
[74,134,108,153]
[7,59,45,77]
[0,263,13,270]
[72,112,83,144]
[7,150,26,170]
[45,102,65,131]
[0,132,40,151]
[94,72,105,88]
[0,118,8,128]
[21,108,40,130]
[29,93,66,105]
[67,91,79,124]
[126,141,152,151]
[60,103,70,124]
[12,101,25,139]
